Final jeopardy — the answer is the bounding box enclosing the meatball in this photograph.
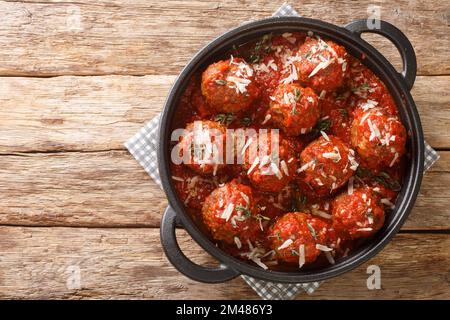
[202,180,261,245]
[298,134,358,197]
[294,37,349,92]
[331,187,385,239]
[201,57,259,113]
[319,90,353,144]
[267,83,320,136]
[179,120,226,175]
[347,59,398,116]
[351,106,406,170]
[242,131,298,193]
[268,212,333,266]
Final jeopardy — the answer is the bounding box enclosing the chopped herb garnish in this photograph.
[215,113,235,125]
[235,204,252,217]
[335,93,346,101]
[294,88,301,100]
[291,105,297,115]
[215,79,226,86]
[356,167,401,191]
[307,222,318,240]
[339,108,349,117]
[249,33,273,64]
[249,54,260,64]
[241,117,252,126]
[291,194,308,212]
[255,33,273,51]
[312,118,331,135]
[276,231,282,241]
[356,166,370,178]
[268,231,283,241]
[352,82,371,93]
[317,118,331,131]
[255,214,270,222]
[291,249,299,256]
[374,171,402,191]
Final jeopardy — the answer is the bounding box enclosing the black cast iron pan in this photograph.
[158,16,424,283]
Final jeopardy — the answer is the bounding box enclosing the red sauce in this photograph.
[169,31,408,271]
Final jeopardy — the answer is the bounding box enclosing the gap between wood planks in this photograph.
[0,73,449,78]
[0,222,448,234]
[0,146,449,157]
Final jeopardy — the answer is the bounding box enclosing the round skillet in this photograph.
[158,16,424,283]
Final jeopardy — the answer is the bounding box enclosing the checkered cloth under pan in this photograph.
[125,2,440,300]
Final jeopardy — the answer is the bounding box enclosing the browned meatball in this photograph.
[267,83,320,136]
[351,106,406,170]
[179,120,226,175]
[201,58,260,113]
[297,134,358,198]
[268,212,334,266]
[202,180,261,245]
[294,37,349,92]
[242,131,298,193]
[332,187,385,239]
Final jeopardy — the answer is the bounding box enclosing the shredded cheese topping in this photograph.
[277,239,293,250]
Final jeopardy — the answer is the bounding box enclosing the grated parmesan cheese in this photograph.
[277,239,293,250]
[389,152,399,167]
[221,203,235,221]
[280,160,289,176]
[316,244,333,252]
[312,210,332,220]
[308,58,334,78]
[259,155,270,169]
[226,76,251,94]
[348,176,354,195]
[298,244,305,269]
[247,156,260,175]
[325,251,335,265]
[381,198,395,209]
[261,114,271,125]
[298,160,315,173]
[234,236,242,249]
[270,162,283,180]
[367,119,381,141]
[320,130,330,141]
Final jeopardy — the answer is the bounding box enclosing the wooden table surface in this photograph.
[0,0,449,299]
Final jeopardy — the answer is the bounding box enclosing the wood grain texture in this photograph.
[0,227,448,299]
[0,75,173,153]
[0,0,448,76]
[0,75,448,154]
[0,150,448,229]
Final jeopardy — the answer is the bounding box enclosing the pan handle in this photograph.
[160,206,240,283]
[344,19,417,90]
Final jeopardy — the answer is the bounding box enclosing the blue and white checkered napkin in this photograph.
[125,2,440,300]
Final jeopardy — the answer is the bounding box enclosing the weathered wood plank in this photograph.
[0,150,448,229]
[0,0,448,76]
[0,75,448,154]
[0,227,447,299]
[0,151,168,227]
[0,75,173,153]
